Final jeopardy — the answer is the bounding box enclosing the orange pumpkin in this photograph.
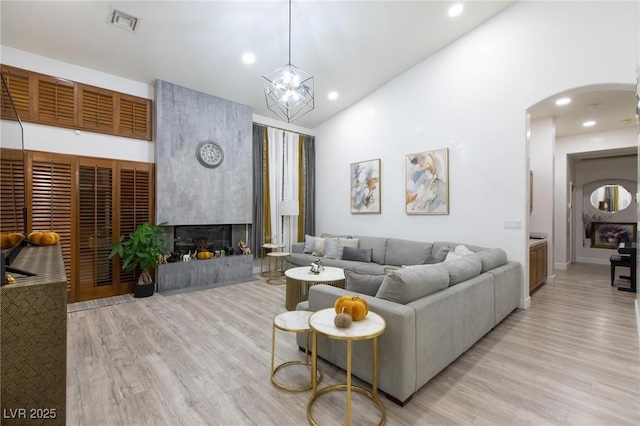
[1,233,23,249]
[197,251,213,260]
[28,231,60,246]
[334,295,369,321]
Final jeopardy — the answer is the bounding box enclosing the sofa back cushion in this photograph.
[438,254,483,286]
[344,269,387,296]
[475,248,508,272]
[385,238,434,266]
[321,232,352,239]
[354,236,388,264]
[376,265,449,304]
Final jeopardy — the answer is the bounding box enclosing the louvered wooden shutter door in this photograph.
[118,166,152,284]
[30,154,73,294]
[78,163,114,295]
[37,76,75,127]
[119,95,151,140]
[1,66,31,120]
[0,148,25,234]
[79,85,114,132]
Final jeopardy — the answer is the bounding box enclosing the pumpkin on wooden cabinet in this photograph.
[197,250,213,260]
[28,231,60,246]
[0,232,24,248]
[334,295,369,321]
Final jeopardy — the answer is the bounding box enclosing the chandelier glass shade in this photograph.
[262,0,314,123]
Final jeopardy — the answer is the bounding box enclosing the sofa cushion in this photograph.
[385,238,434,266]
[438,255,483,286]
[312,237,326,257]
[354,235,388,265]
[303,234,315,254]
[475,248,508,273]
[344,270,387,296]
[375,265,449,304]
[338,238,360,259]
[342,247,372,263]
[324,238,339,259]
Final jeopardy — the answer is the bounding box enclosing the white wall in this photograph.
[0,46,154,162]
[312,1,639,309]
[555,127,638,266]
[530,117,555,280]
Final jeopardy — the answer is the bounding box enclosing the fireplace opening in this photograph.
[174,225,233,254]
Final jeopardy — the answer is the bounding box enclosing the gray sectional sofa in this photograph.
[293,234,522,405]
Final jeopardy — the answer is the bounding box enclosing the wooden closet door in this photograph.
[115,162,154,291]
[77,158,118,301]
[29,151,75,300]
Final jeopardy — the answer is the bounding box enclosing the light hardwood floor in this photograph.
[67,263,639,425]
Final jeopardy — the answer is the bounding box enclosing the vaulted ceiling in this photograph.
[0,1,515,128]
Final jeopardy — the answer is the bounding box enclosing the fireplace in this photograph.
[173,225,233,254]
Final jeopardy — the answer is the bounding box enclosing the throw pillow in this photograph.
[344,269,386,297]
[431,245,451,263]
[312,237,326,257]
[342,247,373,263]
[444,245,474,262]
[338,238,360,259]
[303,234,315,254]
[422,255,441,264]
[324,238,339,259]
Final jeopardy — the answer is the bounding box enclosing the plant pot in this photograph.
[134,282,155,298]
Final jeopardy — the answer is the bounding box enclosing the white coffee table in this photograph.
[284,266,345,311]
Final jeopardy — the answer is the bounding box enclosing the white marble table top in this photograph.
[263,243,285,249]
[267,251,290,257]
[309,308,386,340]
[274,310,313,332]
[285,266,345,282]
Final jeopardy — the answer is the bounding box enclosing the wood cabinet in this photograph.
[529,241,547,294]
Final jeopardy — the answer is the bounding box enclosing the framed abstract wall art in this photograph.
[406,148,449,214]
[350,158,381,214]
[591,222,637,249]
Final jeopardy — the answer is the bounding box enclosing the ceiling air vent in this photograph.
[107,7,139,32]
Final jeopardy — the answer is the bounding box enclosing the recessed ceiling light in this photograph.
[242,53,255,64]
[328,91,339,100]
[583,120,596,127]
[448,3,464,17]
[555,97,571,106]
[107,7,138,32]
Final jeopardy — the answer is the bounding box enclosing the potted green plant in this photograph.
[109,222,168,298]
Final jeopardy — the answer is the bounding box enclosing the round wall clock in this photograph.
[196,140,224,168]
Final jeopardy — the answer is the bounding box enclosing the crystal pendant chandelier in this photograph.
[262,0,314,123]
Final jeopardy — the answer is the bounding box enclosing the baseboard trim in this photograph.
[636,298,639,344]
[575,257,611,265]
[554,262,569,270]
[544,274,556,284]
[519,296,531,310]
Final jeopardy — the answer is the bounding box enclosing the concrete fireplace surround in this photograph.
[154,80,254,291]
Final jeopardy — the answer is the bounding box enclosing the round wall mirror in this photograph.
[589,184,633,212]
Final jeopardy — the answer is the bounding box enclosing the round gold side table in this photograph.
[271,310,323,392]
[307,308,386,426]
[266,251,290,285]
